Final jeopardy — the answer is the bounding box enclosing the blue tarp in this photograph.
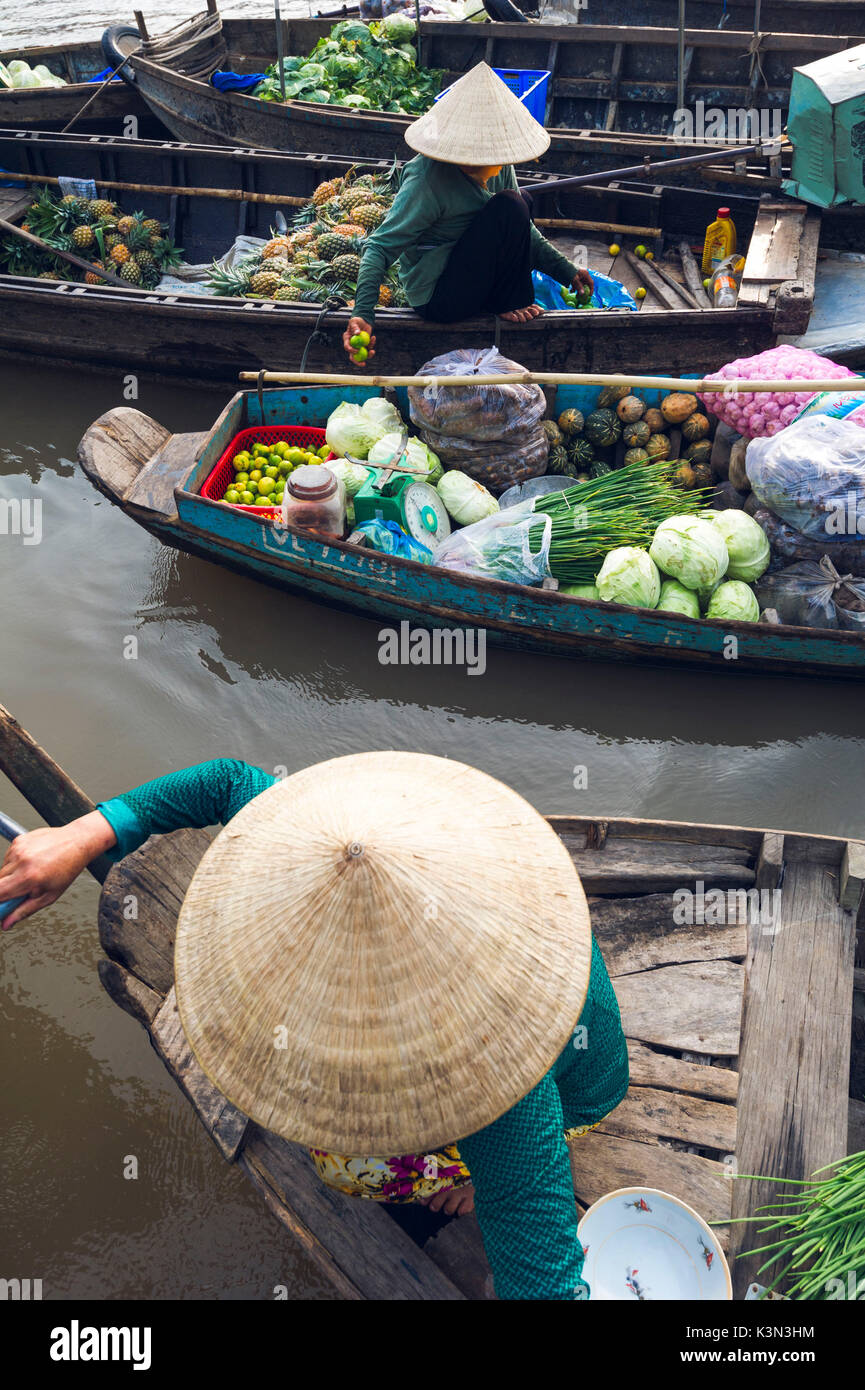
[532,268,637,312]
[87,67,122,82]
[211,70,267,92]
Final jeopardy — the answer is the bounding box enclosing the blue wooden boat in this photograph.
[77,382,865,681]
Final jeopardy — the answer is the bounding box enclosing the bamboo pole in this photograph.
[0,215,136,290]
[534,217,662,239]
[239,369,865,393]
[2,169,307,208]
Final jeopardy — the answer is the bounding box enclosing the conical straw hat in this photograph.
[174,751,591,1154]
[405,62,551,166]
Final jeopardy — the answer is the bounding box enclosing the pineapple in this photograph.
[291,227,316,250]
[85,262,108,285]
[314,232,347,263]
[116,215,137,235]
[110,243,131,266]
[273,285,298,301]
[331,253,361,282]
[248,269,281,297]
[312,178,342,206]
[72,225,95,250]
[377,284,394,308]
[142,218,163,240]
[125,221,153,254]
[105,234,122,251]
[140,265,161,290]
[152,236,183,269]
[261,236,292,260]
[334,223,366,239]
[355,202,386,232]
[88,199,117,221]
[120,258,142,285]
[208,261,252,297]
[135,248,156,271]
[61,194,80,206]
[340,187,376,216]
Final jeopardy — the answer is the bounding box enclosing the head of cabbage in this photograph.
[560,582,600,601]
[703,509,770,583]
[649,515,729,592]
[368,432,442,485]
[324,457,371,499]
[656,579,700,620]
[437,471,499,526]
[325,396,403,459]
[707,580,760,624]
[596,547,661,609]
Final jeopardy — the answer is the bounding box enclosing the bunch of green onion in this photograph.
[532,462,707,584]
[734,1149,865,1299]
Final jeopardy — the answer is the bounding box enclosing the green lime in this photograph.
[317,444,330,459]
[264,465,279,480]
[258,477,276,496]
[240,490,255,505]
[225,489,240,503]
[249,469,263,483]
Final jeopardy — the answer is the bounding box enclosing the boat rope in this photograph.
[139,8,227,80]
[745,0,767,93]
[819,556,856,592]
[298,296,346,376]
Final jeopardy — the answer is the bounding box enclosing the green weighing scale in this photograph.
[351,431,451,548]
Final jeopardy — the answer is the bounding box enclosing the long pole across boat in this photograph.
[240,370,858,393]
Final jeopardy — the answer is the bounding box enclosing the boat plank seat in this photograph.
[123,429,209,518]
[739,199,820,332]
[77,406,171,502]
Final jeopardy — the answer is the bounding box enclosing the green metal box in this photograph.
[783,43,865,208]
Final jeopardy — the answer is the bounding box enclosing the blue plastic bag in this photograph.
[353,519,434,563]
[211,70,267,92]
[532,268,637,312]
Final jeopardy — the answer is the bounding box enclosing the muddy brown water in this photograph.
[3,0,865,1305]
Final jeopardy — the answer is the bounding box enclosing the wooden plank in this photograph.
[559,832,755,895]
[570,1129,732,1235]
[423,1215,495,1301]
[604,42,623,132]
[599,1083,737,1151]
[739,200,807,307]
[729,861,856,1297]
[77,406,171,501]
[240,1127,465,1301]
[755,831,784,891]
[549,815,763,853]
[615,960,744,1055]
[150,988,249,1161]
[623,248,688,310]
[123,430,208,517]
[98,827,210,996]
[627,1040,738,1103]
[98,957,163,1026]
[679,238,713,308]
[591,891,746,975]
[840,841,865,913]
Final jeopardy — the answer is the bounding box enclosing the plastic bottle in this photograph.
[701,207,737,275]
[710,254,746,309]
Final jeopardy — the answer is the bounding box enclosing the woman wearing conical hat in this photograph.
[344,63,594,363]
[1,752,628,1300]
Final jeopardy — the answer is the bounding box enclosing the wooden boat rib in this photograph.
[77,385,865,682]
[97,809,864,1298]
[0,33,158,134]
[0,129,824,380]
[119,13,862,175]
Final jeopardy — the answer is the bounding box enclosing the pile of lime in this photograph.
[222,438,331,508]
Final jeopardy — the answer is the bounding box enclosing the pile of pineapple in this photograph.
[208,169,403,308]
[1,187,183,288]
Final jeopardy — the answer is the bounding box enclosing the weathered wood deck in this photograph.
[97,814,863,1300]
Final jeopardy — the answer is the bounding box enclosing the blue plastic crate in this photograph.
[434,67,550,127]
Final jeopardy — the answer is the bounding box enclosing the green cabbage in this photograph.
[324,457,371,498]
[596,547,661,609]
[437,470,499,526]
[560,583,600,601]
[703,509,770,583]
[707,580,761,624]
[649,515,729,592]
[298,62,327,83]
[331,20,372,43]
[369,432,442,484]
[656,579,701,619]
[380,13,417,41]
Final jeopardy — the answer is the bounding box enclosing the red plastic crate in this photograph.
[202,424,331,520]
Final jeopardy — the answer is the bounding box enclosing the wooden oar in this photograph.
[60,53,135,135]
[0,811,27,923]
[0,703,113,884]
[0,216,133,291]
[240,369,863,393]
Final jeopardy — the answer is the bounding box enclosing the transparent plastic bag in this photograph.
[420,425,549,494]
[746,416,865,540]
[755,557,865,631]
[408,348,547,441]
[752,507,865,571]
[433,503,552,585]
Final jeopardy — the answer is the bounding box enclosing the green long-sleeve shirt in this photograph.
[97,758,628,1300]
[353,155,577,324]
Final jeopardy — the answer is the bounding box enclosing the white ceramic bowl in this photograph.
[577,1187,732,1300]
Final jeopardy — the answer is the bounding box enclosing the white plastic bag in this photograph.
[433,502,552,586]
[746,415,865,541]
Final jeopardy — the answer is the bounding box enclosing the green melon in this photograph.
[557,407,584,437]
[682,412,711,443]
[686,438,712,466]
[542,419,564,448]
[596,383,632,408]
[645,432,671,461]
[589,458,615,478]
[568,437,596,468]
[584,408,622,447]
[622,419,651,449]
[624,447,650,468]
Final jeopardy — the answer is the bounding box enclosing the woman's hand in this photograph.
[500,305,544,324]
[343,316,376,366]
[572,268,594,295]
[0,812,117,930]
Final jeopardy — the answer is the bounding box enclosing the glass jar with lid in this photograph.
[280,464,346,537]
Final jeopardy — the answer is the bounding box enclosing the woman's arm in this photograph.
[458,1070,590,1301]
[0,758,275,930]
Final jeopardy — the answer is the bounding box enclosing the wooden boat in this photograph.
[95,803,864,1298]
[0,129,824,381]
[77,382,865,682]
[0,31,159,135]
[116,11,863,178]
[496,0,865,31]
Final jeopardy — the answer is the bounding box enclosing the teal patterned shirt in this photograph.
[98,759,629,1300]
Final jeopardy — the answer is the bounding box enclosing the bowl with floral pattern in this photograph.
[577,1187,731,1300]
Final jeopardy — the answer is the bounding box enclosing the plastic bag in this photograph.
[351,519,434,563]
[531,268,637,312]
[793,390,865,429]
[408,348,547,440]
[421,427,549,494]
[751,508,865,571]
[755,557,865,630]
[698,346,858,438]
[433,503,552,585]
[746,415,865,540]
[499,476,574,508]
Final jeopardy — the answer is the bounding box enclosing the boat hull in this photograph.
[0,37,159,133]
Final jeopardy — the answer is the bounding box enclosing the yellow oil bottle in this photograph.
[701,207,737,275]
